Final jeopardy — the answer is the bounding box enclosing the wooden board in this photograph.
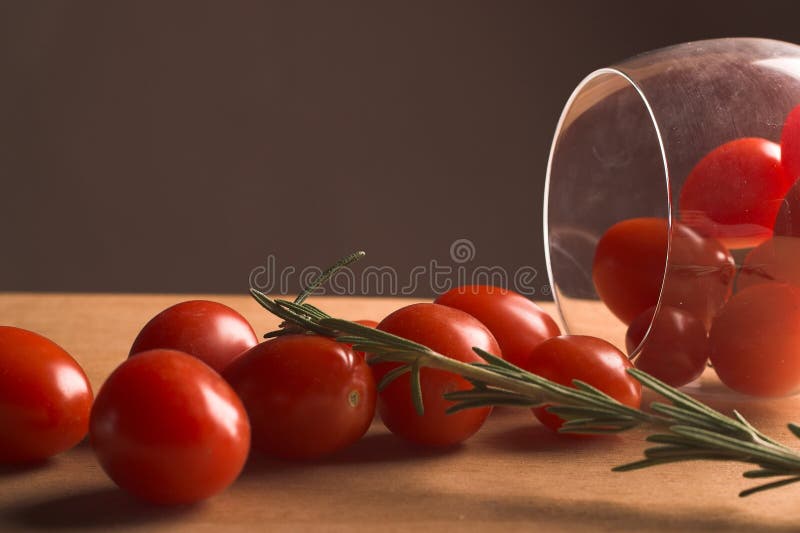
[0,293,799,532]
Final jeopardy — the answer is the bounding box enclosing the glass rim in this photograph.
[543,66,672,356]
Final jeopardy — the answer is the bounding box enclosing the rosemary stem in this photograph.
[360,339,662,427]
[397,349,550,403]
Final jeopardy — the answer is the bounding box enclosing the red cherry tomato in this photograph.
[661,224,735,331]
[90,349,250,504]
[773,178,800,238]
[593,218,734,328]
[434,285,560,367]
[518,335,641,432]
[129,300,258,373]
[679,137,792,249]
[781,103,800,183]
[352,319,379,361]
[373,303,499,447]
[626,306,708,387]
[709,284,800,397]
[224,335,375,460]
[593,218,665,325]
[0,327,93,464]
[737,236,800,292]
[775,106,800,236]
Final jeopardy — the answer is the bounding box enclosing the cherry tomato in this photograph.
[0,327,93,464]
[593,218,665,325]
[781,103,800,183]
[679,137,792,249]
[434,285,560,368]
[373,303,499,447]
[626,306,708,387]
[90,349,250,505]
[593,218,734,328]
[773,179,800,237]
[736,236,800,291]
[353,319,379,361]
[709,284,800,397]
[775,106,800,236]
[517,335,641,432]
[224,335,375,460]
[130,300,258,373]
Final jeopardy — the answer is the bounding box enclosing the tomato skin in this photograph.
[679,137,792,249]
[773,180,800,237]
[517,336,641,432]
[0,327,93,464]
[434,285,560,367]
[90,349,250,505]
[709,284,800,397]
[593,218,734,328]
[353,319,379,361]
[129,300,258,373]
[737,236,800,292]
[781,104,800,184]
[224,335,375,460]
[661,224,735,331]
[373,303,499,448]
[775,106,800,236]
[626,306,708,387]
[593,218,665,325]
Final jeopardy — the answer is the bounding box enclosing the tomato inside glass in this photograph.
[679,137,792,249]
[737,236,800,292]
[773,169,800,238]
[776,106,800,236]
[593,217,734,328]
[780,103,800,184]
[709,283,800,397]
[626,305,708,388]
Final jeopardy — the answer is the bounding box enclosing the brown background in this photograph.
[1,0,799,296]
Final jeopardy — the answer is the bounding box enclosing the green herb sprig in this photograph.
[249,254,800,497]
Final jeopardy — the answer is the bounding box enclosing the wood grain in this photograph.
[0,293,799,532]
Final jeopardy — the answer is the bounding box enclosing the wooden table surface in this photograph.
[1,293,800,532]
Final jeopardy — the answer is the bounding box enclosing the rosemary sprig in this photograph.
[294,251,365,305]
[248,256,800,497]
